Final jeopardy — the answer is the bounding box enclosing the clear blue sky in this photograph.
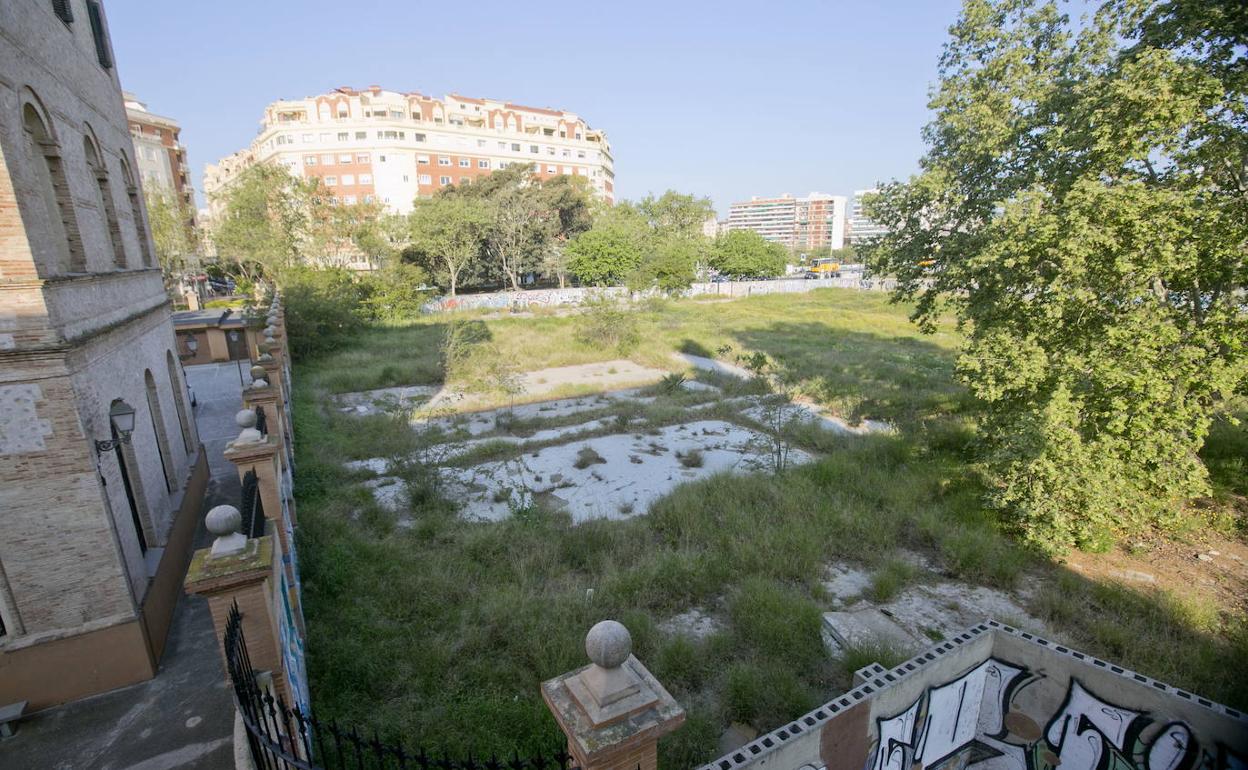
[106,0,964,217]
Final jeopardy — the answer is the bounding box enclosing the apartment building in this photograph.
[725,192,846,251]
[848,188,888,244]
[206,86,614,217]
[124,92,194,215]
[0,0,206,709]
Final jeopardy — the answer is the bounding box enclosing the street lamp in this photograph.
[95,401,137,453]
[180,334,199,361]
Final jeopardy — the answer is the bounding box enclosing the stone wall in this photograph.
[699,621,1247,770]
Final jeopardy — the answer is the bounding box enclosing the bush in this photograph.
[575,302,640,354]
[361,262,433,322]
[281,267,371,359]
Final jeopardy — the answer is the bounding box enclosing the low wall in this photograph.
[700,620,1248,770]
[142,448,209,662]
[421,277,897,313]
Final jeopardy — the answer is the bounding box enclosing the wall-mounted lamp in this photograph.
[179,334,199,361]
[95,401,137,453]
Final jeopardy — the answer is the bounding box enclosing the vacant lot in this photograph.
[291,289,1247,767]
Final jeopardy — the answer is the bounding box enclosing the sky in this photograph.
[106,0,965,218]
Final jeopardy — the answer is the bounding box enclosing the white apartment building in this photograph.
[206,86,614,218]
[726,193,846,251]
[848,188,889,244]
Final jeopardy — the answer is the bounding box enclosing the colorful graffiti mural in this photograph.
[871,659,1246,770]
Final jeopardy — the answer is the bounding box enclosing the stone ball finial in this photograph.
[250,377,269,389]
[235,409,257,429]
[206,504,242,536]
[585,620,631,669]
[263,325,277,337]
[250,365,266,381]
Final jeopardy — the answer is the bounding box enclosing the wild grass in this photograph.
[291,288,1248,767]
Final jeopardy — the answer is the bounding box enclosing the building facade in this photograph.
[123,92,194,214]
[848,188,888,245]
[205,86,614,218]
[0,0,206,709]
[725,192,847,251]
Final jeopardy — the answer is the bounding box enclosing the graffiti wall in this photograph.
[870,658,1244,770]
[698,622,1247,770]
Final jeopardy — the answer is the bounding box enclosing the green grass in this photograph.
[291,288,1248,766]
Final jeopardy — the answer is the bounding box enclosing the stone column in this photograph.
[206,328,230,362]
[184,504,294,704]
[543,621,685,770]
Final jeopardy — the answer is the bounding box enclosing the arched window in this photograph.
[21,96,85,273]
[83,130,125,268]
[145,370,175,493]
[119,155,153,267]
[166,351,193,453]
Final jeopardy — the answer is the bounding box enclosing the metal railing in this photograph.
[240,470,266,539]
[255,406,269,436]
[223,604,578,770]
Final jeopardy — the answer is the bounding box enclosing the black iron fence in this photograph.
[223,604,579,770]
[256,406,268,436]
[240,469,266,539]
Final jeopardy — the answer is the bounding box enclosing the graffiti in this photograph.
[869,660,1245,770]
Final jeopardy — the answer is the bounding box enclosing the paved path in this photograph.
[0,362,249,770]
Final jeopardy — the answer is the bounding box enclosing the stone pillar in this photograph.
[206,327,230,362]
[184,505,294,704]
[184,289,201,311]
[543,621,685,770]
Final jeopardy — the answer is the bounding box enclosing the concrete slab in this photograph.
[672,352,754,380]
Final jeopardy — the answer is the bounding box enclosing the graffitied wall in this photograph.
[420,277,899,313]
[698,621,1248,770]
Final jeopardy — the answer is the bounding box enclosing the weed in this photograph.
[573,446,607,469]
[678,449,705,468]
[869,558,919,603]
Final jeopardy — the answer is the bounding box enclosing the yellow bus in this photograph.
[807,258,841,278]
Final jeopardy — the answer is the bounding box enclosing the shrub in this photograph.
[575,302,640,354]
[281,266,371,359]
[362,262,434,322]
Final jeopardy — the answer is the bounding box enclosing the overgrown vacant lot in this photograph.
[292,289,1247,766]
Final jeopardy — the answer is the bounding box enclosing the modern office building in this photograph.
[848,188,889,244]
[0,0,206,709]
[206,86,614,216]
[725,192,846,251]
[124,92,194,215]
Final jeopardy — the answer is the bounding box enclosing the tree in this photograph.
[306,193,390,267]
[628,235,702,294]
[865,0,1248,552]
[144,188,197,284]
[408,195,492,296]
[210,163,308,282]
[566,211,646,286]
[711,230,787,278]
[635,191,714,240]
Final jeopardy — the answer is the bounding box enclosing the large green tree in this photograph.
[566,205,647,286]
[866,0,1248,552]
[210,163,309,282]
[711,230,787,278]
[407,195,492,296]
[144,188,198,284]
[635,190,715,240]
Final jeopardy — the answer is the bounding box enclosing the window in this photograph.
[325,176,337,186]
[53,0,73,23]
[319,133,331,142]
[477,139,487,147]
[419,174,432,184]
[575,132,583,140]
[341,174,354,185]
[511,143,521,152]
[390,110,404,119]
[355,131,367,140]
[337,132,348,141]
[417,155,429,164]
[529,145,539,153]
[458,158,469,168]
[343,195,357,204]
[304,156,317,165]
[577,150,585,158]
[321,154,335,165]
[547,147,555,156]
[498,142,507,150]
[356,153,370,163]
[439,176,451,185]
[560,130,567,138]
[87,1,112,68]
[562,149,570,158]
[498,161,509,169]
[413,133,426,142]
[276,134,292,145]
[438,157,451,166]
[301,133,312,143]
[339,153,352,163]
[547,165,557,173]
[402,175,409,182]
[338,111,348,119]
[359,174,372,185]
[478,159,489,169]
[363,194,375,203]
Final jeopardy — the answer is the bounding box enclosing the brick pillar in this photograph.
[241,377,295,524]
[543,621,684,770]
[184,508,294,705]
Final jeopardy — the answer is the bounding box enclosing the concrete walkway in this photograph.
[0,362,249,770]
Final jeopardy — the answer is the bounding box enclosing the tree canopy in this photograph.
[864,0,1248,552]
[710,230,787,278]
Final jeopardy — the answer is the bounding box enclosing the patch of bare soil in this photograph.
[1063,532,1248,618]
